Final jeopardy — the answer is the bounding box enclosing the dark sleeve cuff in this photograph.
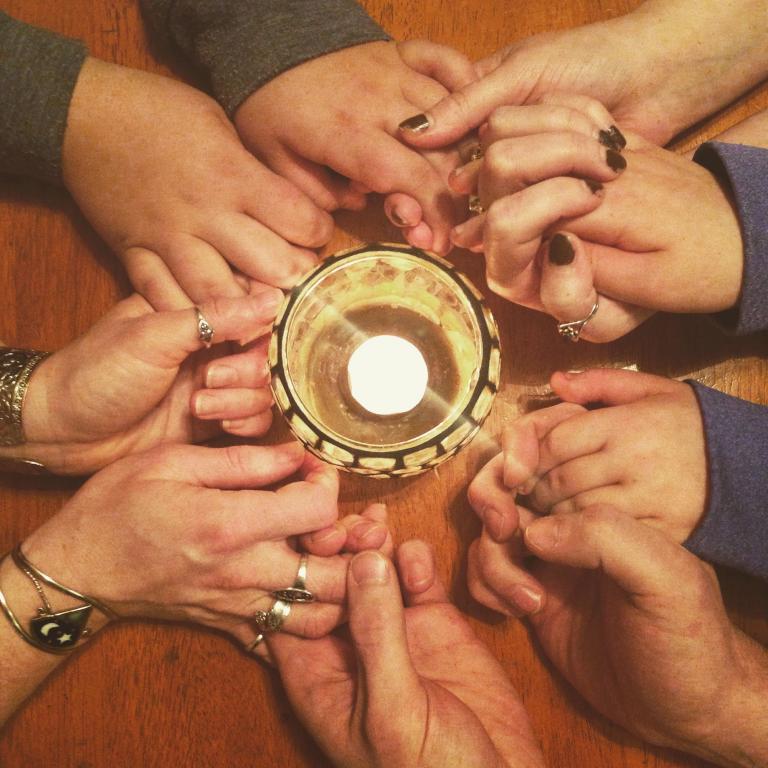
[693,141,768,335]
[684,380,768,581]
[140,0,391,116]
[0,12,87,184]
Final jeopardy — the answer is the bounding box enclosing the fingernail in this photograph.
[510,584,543,614]
[194,393,218,417]
[597,125,626,151]
[548,233,574,265]
[524,519,561,551]
[606,148,627,173]
[351,520,385,545]
[390,208,408,227]
[222,418,247,431]
[259,288,284,313]
[351,551,389,585]
[584,179,603,194]
[309,523,343,544]
[484,506,508,541]
[399,113,431,133]
[206,365,237,388]
[562,369,583,378]
[405,558,431,591]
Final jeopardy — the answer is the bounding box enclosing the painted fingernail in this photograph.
[548,233,574,265]
[597,125,626,151]
[584,179,603,194]
[510,584,543,614]
[390,209,408,227]
[206,365,237,388]
[399,113,431,133]
[606,149,627,173]
[351,551,389,585]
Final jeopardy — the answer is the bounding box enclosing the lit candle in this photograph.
[347,335,428,416]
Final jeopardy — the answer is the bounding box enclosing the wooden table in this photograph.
[1,2,766,766]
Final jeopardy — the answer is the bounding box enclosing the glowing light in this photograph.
[347,335,428,416]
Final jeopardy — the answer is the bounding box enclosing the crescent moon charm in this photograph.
[30,605,92,648]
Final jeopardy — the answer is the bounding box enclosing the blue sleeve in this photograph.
[693,141,768,335]
[684,380,768,581]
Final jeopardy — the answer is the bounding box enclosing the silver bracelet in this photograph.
[0,348,49,446]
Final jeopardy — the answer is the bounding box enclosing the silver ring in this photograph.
[248,633,265,653]
[195,306,214,348]
[271,553,314,603]
[557,300,599,342]
[468,195,485,215]
[468,145,484,162]
[253,599,292,634]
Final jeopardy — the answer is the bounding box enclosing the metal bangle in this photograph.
[0,348,50,446]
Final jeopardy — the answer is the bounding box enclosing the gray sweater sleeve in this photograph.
[140,0,390,116]
[0,12,87,184]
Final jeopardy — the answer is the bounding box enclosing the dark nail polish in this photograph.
[399,113,431,133]
[608,125,626,150]
[606,148,627,172]
[549,233,574,265]
[390,209,408,227]
[584,179,603,194]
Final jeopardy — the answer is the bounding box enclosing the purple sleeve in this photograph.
[693,142,768,335]
[684,381,768,580]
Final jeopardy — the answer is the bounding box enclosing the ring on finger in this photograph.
[195,306,215,348]
[271,553,314,604]
[556,300,599,343]
[468,195,486,215]
[253,598,291,634]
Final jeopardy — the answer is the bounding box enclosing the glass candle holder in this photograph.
[269,244,500,478]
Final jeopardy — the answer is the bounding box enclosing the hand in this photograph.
[271,540,545,768]
[503,369,708,544]
[21,443,350,648]
[234,41,477,254]
[62,58,332,309]
[4,292,281,474]
[397,0,768,148]
[451,102,742,342]
[468,505,768,767]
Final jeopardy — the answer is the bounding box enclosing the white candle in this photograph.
[347,335,428,416]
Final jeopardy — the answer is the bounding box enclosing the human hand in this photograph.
[234,40,477,254]
[469,504,768,767]
[21,443,353,648]
[451,100,742,342]
[4,292,281,475]
[397,1,768,148]
[62,58,332,309]
[272,540,545,768]
[503,369,708,544]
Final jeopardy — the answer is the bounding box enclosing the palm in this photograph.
[278,602,538,768]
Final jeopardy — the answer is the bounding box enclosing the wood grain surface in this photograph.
[1,2,766,767]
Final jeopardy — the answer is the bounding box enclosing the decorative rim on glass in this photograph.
[269,243,501,478]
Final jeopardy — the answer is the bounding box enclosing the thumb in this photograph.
[397,39,478,92]
[125,290,284,368]
[551,368,681,407]
[398,67,514,148]
[347,551,421,710]
[523,505,695,597]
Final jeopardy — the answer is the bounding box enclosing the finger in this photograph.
[500,402,586,492]
[193,387,272,421]
[347,551,421,705]
[221,411,273,438]
[482,177,604,294]
[126,292,284,368]
[533,408,610,478]
[209,213,319,290]
[447,158,481,195]
[396,539,446,604]
[300,506,390,558]
[384,192,424,229]
[160,235,247,305]
[404,220,436,251]
[479,103,608,147]
[479,133,625,205]
[398,39,477,92]
[523,505,699,597]
[122,246,192,310]
[542,234,653,343]
[398,65,521,148]
[467,524,545,617]
[531,453,618,512]
[551,368,682,407]
[205,337,270,389]
[467,453,521,543]
[536,93,626,148]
